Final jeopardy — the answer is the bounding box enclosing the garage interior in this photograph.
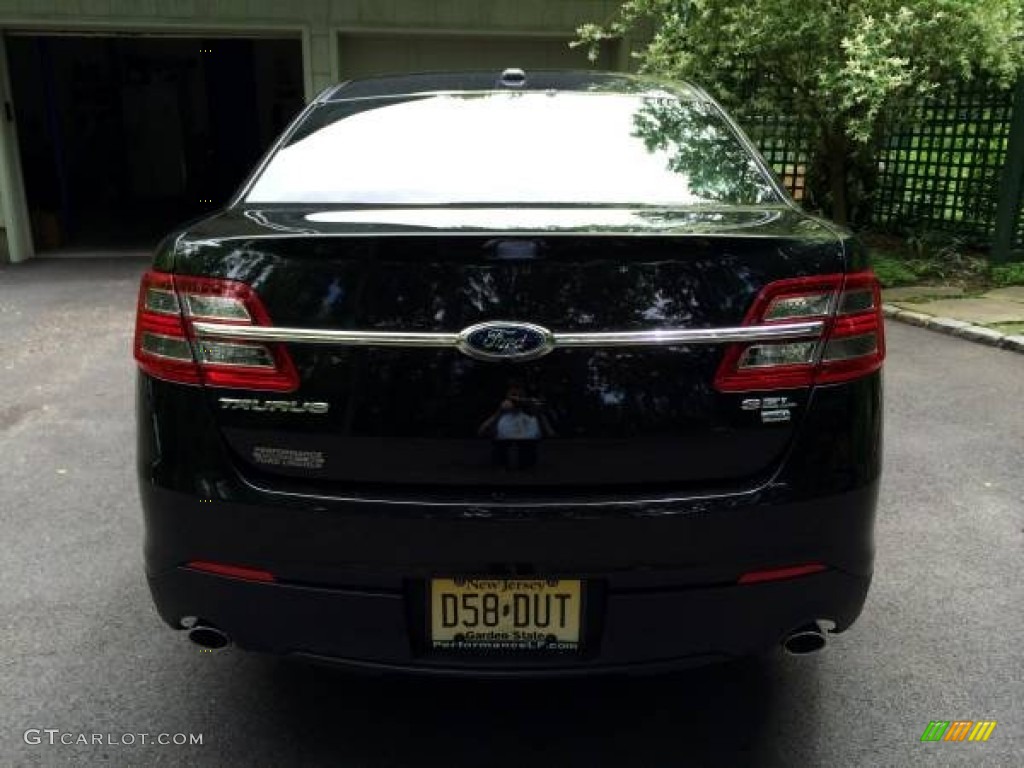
[5,34,304,254]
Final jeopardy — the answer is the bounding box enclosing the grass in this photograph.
[989,322,1024,336]
[869,249,990,289]
[991,263,1024,288]
[871,253,921,288]
[864,232,1024,291]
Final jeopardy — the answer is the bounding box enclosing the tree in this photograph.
[576,0,1024,227]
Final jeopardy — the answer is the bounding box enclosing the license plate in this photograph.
[430,578,582,652]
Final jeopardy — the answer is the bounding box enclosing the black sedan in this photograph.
[134,69,884,674]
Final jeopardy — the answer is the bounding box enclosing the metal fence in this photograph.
[742,81,1024,260]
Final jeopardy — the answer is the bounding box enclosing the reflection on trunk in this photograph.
[178,208,844,492]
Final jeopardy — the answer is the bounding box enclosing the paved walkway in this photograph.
[883,285,1024,352]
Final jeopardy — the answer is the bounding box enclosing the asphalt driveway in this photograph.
[1,256,1021,767]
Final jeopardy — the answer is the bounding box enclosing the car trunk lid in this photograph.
[171,206,847,495]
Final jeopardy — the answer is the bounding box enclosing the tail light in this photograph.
[714,271,885,392]
[134,270,298,391]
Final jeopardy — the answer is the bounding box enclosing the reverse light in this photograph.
[714,271,885,392]
[763,292,832,320]
[184,293,252,321]
[134,270,298,391]
[140,333,194,361]
[195,340,276,368]
[737,341,818,368]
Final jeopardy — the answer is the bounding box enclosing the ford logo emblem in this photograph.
[457,321,555,362]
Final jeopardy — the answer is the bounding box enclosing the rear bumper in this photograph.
[142,477,877,673]
[149,557,870,675]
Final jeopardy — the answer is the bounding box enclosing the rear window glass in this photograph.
[245,92,782,207]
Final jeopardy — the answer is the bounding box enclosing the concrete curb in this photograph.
[882,305,1024,354]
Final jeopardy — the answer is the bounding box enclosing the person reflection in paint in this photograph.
[478,381,555,470]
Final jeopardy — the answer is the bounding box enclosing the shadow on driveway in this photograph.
[230,654,802,767]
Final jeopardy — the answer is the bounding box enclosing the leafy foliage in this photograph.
[866,230,1002,287]
[630,97,779,203]
[870,252,921,287]
[576,1,1024,226]
[991,262,1024,287]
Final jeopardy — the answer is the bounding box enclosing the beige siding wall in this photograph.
[0,0,626,95]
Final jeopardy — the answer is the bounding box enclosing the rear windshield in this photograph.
[245,92,782,207]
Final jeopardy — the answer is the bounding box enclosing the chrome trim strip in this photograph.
[192,323,460,347]
[242,476,764,509]
[191,320,824,347]
[552,323,823,346]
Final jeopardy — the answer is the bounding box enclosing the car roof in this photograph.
[321,69,701,103]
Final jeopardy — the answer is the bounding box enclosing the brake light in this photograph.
[714,271,885,392]
[133,270,298,391]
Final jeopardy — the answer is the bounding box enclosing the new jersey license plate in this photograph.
[430,578,582,652]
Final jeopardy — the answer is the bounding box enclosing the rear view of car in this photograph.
[135,70,883,673]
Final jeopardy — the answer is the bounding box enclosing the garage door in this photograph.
[337,33,618,80]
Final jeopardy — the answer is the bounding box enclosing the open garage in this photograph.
[5,34,304,254]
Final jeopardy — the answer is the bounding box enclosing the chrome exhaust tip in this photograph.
[782,620,833,656]
[187,624,230,651]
